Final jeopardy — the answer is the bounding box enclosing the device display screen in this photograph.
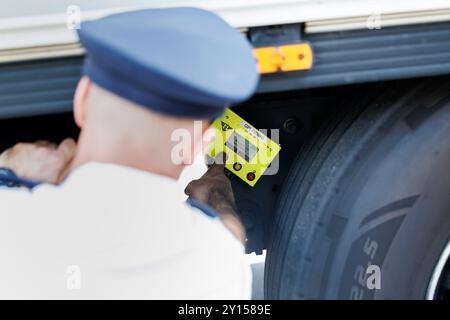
[225,131,259,162]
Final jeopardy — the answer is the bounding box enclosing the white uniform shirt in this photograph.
[0,162,251,299]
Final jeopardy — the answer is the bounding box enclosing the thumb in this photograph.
[202,152,227,177]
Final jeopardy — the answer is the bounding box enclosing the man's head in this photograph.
[71,8,259,178]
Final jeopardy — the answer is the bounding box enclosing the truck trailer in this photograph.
[1,0,450,299]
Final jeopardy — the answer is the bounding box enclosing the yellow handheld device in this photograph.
[207,108,281,187]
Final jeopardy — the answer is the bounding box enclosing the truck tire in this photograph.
[265,78,450,299]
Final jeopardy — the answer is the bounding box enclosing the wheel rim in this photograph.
[426,239,450,300]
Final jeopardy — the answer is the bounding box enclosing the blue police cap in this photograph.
[77,7,259,118]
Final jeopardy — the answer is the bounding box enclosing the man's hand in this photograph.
[0,138,77,185]
[185,162,246,244]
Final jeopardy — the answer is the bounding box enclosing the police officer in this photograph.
[0,7,258,299]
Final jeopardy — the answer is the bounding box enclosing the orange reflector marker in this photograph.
[253,47,284,74]
[254,43,313,74]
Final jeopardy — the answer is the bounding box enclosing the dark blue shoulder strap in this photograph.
[0,168,42,189]
[186,198,219,218]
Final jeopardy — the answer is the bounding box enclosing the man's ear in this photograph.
[73,76,91,128]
